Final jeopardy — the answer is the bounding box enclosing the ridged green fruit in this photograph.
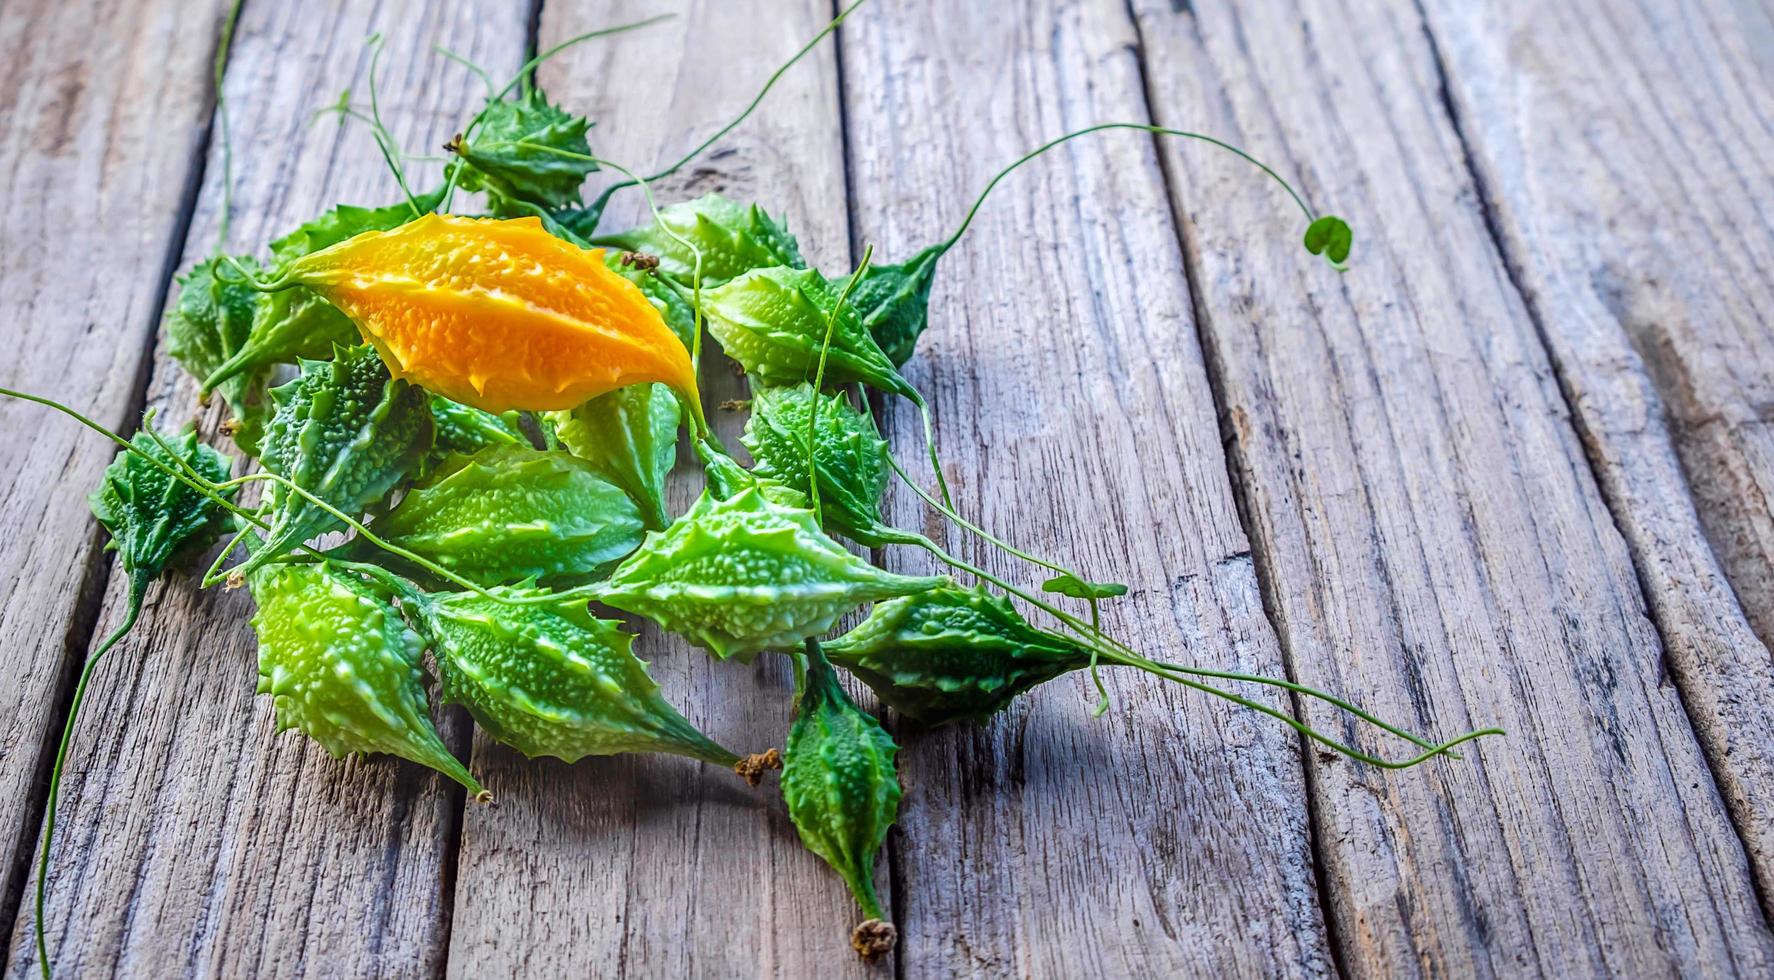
[428,395,525,461]
[547,382,681,531]
[697,443,809,509]
[781,642,901,960]
[242,344,432,577]
[599,487,944,661]
[741,383,891,546]
[592,193,804,285]
[248,562,484,798]
[411,587,740,766]
[700,267,913,398]
[163,256,271,453]
[825,585,1088,725]
[88,427,236,598]
[373,446,644,586]
[450,88,595,215]
[850,245,941,368]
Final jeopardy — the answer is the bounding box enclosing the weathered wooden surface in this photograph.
[1129,0,1774,976]
[1418,0,1774,908]
[1421,0,1774,663]
[4,2,526,977]
[0,0,232,944]
[1,0,1772,976]
[843,1,1329,976]
[441,2,879,977]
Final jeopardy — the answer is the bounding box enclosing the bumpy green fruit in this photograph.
[449,88,595,215]
[697,443,809,509]
[548,382,681,531]
[850,246,941,368]
[599,487,944,661]
[372,446,644,586]
[248,562,484,798]
[428,395,525,461]
[411,587,739,766]
[700,267,913,398]
[592,194,804,285]
[88,426,236,598]
[242,344,432,577]
[742,383,891,546]
[781,642,901,960]
[163,256,272,453]
[825,584,1089,725]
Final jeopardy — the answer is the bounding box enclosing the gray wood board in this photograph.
[0,0,234,952]
[841,0,1331,976]
[1128,0,1774,975]
[1418,0,1774,911]
[2,0,1772,975]
[4,2,528,976]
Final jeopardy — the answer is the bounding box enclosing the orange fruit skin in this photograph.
[287,214,700,416]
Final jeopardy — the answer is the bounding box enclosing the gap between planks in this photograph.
[840,1,1330,976]
[1408,0,1774,924]
[1124,0,1771,975]
[1113,5,1360,980]
[7,3,530,976]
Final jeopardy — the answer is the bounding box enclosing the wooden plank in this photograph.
[3,3,529,977]
[1127,0,1774,976]
[440,2,878,976]
[1419,0,1774,654]
[1417,0,1774,907]
[839,2,1332,976]
[0,0,232,955]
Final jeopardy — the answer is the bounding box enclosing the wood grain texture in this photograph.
[3,0,1772,975]
[1417,0,1774,909]
[1128,0,1774,976]
[0,0,230,947]
[3,3,527,977]
[1420,0,1774,655]
[441,2,881,976]
[840,1,1331,976]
